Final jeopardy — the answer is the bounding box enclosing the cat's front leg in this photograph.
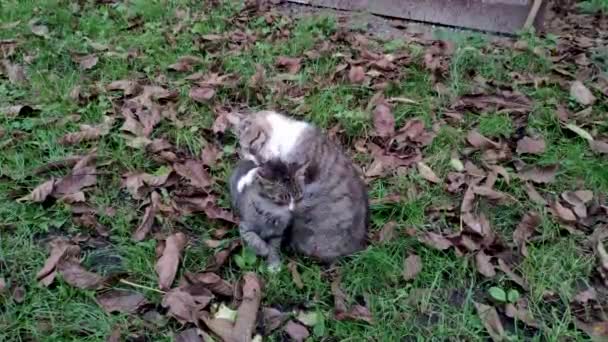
[239,222,270,256]
[266,237,282,273]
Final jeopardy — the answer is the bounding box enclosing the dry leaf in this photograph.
[36,238,81,286]
[516,136,546,155]
[287,261,304,289]
[60,116,115,145]
[552,200,577,222]
[156,232,187,290]
[283,321,310,342]
[524,182,546,205]
[17,179,55,202]
[474,302,505,342]
[263,307,288,332]
[74,54,98,70]
[570,81,596,106]
[591,140,608,154]
[96,290,148,314]
[205,240,241,272]
[475,251,496,277]
[467,130,500,150]
[189,87,215,102]
[133,191,161,241]
[201,144,221,167]
[513,212,541,257]
[573,319,608,340]
[162,283,214,324]
[57,259,105,290]
[187,272,233,297]
[417,162,441,183]
[378,221,397,243]
[173,160,213,189]
[1,59,27,84]
[518,164,558,184]
[372,102,395,138]
[175,328,202,342]
[472,186,508,202]
[168,55,203,72]
[348,66,365,84]
[106,79,141,96]
[276,56,301,74]
[200,272,262,341]
[419,232,452,250]
[566,123,594,141]
[403,254,422,281]
[29,21,49,38]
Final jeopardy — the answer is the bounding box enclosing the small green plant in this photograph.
[488,286,520,303]
[234,247,258,270]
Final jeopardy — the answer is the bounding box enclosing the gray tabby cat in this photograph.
[229,159,298,270]
[230,110,369,263]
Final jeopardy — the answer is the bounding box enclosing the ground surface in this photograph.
[1,1,608,341]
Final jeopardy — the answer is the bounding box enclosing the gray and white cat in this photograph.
[229,159,298,270]
[229,110,369,263]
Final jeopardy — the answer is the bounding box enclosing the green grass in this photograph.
[0,0,605,341]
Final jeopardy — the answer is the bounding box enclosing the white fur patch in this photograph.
[237,167,258,193]
[288,197,295,211]
[264,112,309,160]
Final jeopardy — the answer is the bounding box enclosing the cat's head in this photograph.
[254,159,302,206]
[228,111,275,163]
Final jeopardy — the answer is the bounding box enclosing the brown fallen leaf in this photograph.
[189,87,215,103]
[173,195,237,223]
[474,302,505,342]
[29,20,49,38]
[475,250,496,278]
[200,272,262,341]
[331,275,373,323]
[187,272,234,297]
[574,287,597,304]
[122,171,170,200]
[348,66,365,84]
[518,164,558,184]
[516,136,546,155]
[287,260,304,289]
[283,321,310,342]
[36,238,81,286]
[175,328,201,342]
[17,179,55,203]
[505,301,540,328]
[551,200,577,222]
[0,277,6,293]
[133,191,162,241]
[497,258,528,290]
[378,221,397,243]
[60,116,115,145]
[72,54,98,70]
[201,144,221,167]
[454,90,532,115]
[162,283,214,324]
[12,285,25,303]
[562,190,591,218]
[96,289,148,314]
[106,79,141,96]
[276,56,301,74]
[263,307,288,332]
[472,186,508,202]
[524,182,547,205]
[403,254,423,281]
[168,55,203,72]
[53,154,97,197]
[1,59,27,84]
[591,140,608,154]
[419,232,453,250]
[417,162,441,183]
[513,212,541,257]
[372,102,395,138]
[57,258,105,290]
[156,232,187,290]
[570,81,596,106]
[173,160,213,189]
[467,130,500,150]
[212,107,231,134]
